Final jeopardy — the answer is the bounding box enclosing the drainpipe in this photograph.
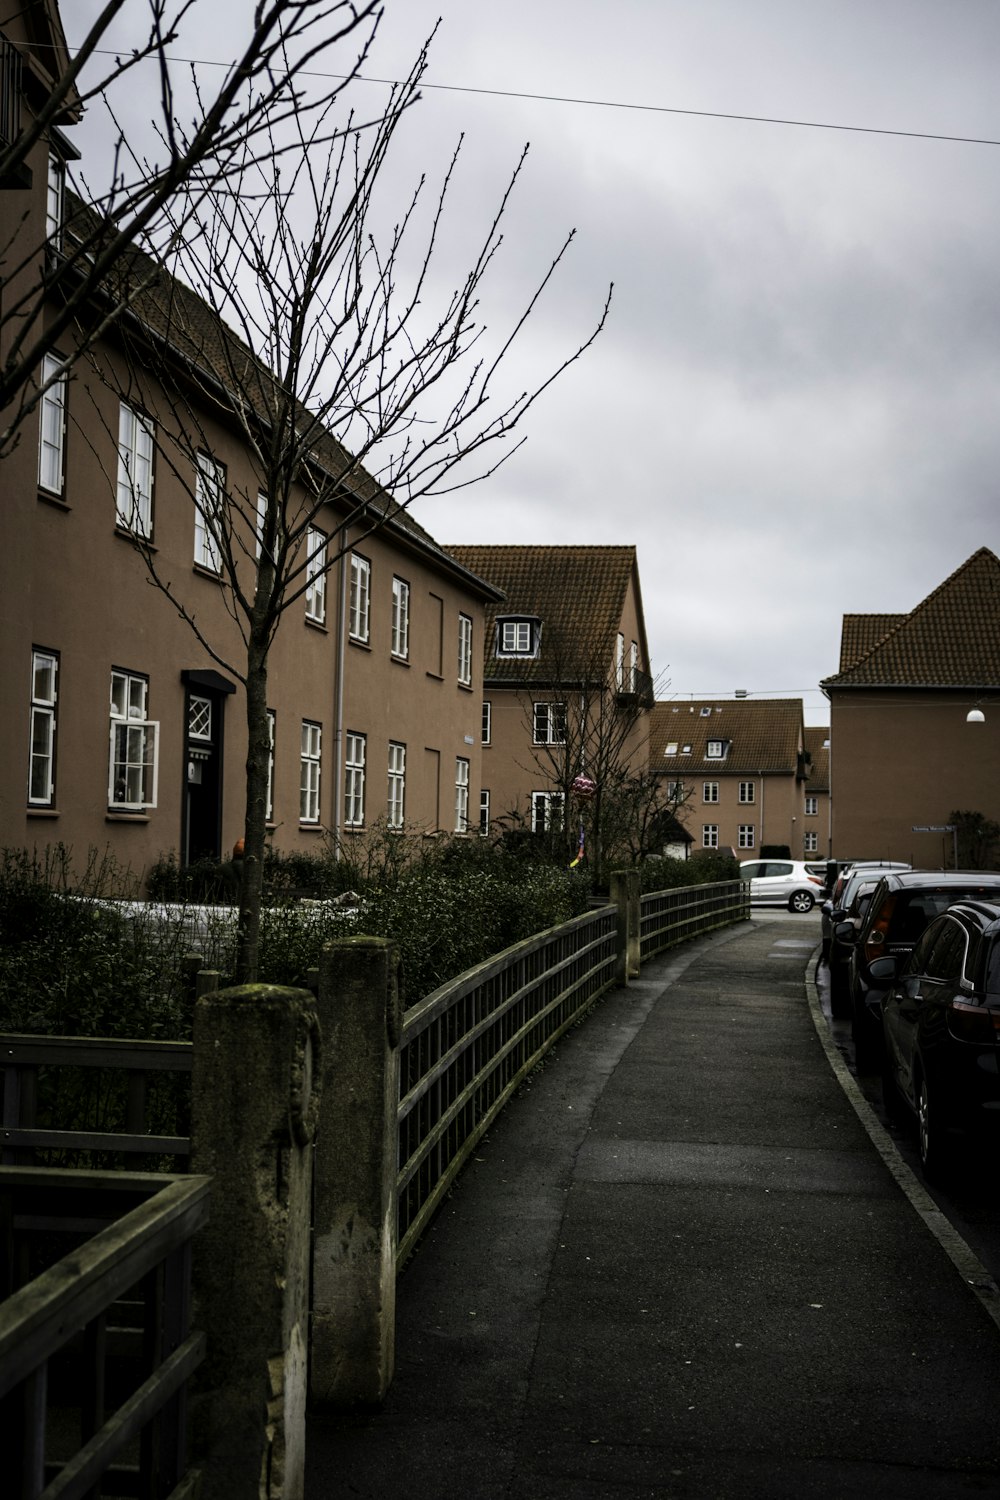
[758,772,765,852]
[332,541,348,858]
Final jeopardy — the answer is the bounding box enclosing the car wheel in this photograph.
[916,1073,949,1182]
[789,890,815,913]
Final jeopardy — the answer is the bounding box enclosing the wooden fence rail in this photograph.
[0,1169,209,1500]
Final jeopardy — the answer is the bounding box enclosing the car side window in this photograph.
[766,862,793,877]
[741,862,763,880]
[907,918,943,975]
[923,919,966,983]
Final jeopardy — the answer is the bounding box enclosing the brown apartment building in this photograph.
[443,546,654,845]
[0,3,499,879]
[821,547,1000,865]
[651,698,815,858]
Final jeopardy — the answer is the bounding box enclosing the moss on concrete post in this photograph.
[190,984,321,1500]
[311,937,402,1408]
[610,870,641,982]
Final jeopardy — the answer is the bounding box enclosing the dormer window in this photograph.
[496,616,541,658]
[706,739,729,760]
[699,707,712,717]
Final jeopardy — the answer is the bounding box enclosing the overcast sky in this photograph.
[67,1,1000,725]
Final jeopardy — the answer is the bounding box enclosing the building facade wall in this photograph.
[0,58,490,881]
[828,692,1000,864]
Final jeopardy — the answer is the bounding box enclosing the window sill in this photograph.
[305,616,328,633]
[115,526,156,550]
[349,636,371,651]
[425,671,444,682]
[298,822,325,834]
[458,681,474,693]
[37,490,70,511]
[106,812,151,823]
[27,807,60,818]
[192,562,223,581]
[391,654,410,668]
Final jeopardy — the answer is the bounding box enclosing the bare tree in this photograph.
[512,642,677,886]
[0,0,382,455]
[88,42,611,980]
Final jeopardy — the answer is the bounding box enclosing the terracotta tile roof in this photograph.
[839,615,906,672]
[804,727,830,793]
[444,545,644,683]
[649,698,805,775]
[824,548,1000,689]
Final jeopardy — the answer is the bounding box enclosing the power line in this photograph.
[68,46,1000,150]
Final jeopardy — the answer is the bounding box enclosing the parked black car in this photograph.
[825,871,885,1016]
[878,899,1000,1180]
[844,870,1000,1071]
[820,861,911,965]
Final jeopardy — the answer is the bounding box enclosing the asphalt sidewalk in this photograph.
[306,915,1000,1499]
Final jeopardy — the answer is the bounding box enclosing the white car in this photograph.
[739,859,825,913]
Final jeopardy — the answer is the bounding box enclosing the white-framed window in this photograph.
[629,640,638,691]
[496,617,539,657]
[194,453,224,572]
[664,742,678,757]
[28,649,58,807]
[344,731,366,827]
[706,740,727,760]
[738,825,755,849]
[702,824,719,849]
[37,354,66,496]
[391,577,410,659]
[615,632,625,688]
[109,670,159,811]
[305,528,327,624]
[116,403,154,536]
[300,720,322,824]
[266,709,275,824]
[699,707,713,718]
[533,701,567,746]
[458,613,473,686]
[805,794,818,816]
[388,741,406,829]
[455,757,470,832]
[666,780,684,799]
[188,695,212,742]
[804,830,819,853]
[482,701,492,745]
[479,788,490,835]
[702,781,719,804]
[531,790,565,834]
[349,553,370,642]
[739,781,755,804]
[46,152,65,247]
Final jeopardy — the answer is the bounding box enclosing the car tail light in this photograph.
[947,998,1000,1043]
[864,895,897,964]
[808,876,823,888]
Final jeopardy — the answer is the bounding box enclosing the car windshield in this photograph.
[889,886,1000,942]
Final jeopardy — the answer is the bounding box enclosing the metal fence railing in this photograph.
[0,1169,209,1500]
[640,879,748,963]
[396,903,619,1264]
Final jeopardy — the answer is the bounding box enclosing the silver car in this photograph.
[739,859,825,913]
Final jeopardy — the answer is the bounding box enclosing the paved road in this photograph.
[307,914,1000,1498]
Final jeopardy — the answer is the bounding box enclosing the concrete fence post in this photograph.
[190,984,321,1500]
[610,870,641,982]
[311,937,402,1408]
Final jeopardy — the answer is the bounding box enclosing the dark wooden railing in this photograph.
[396,904,619,1263]
[0,1168,209,1500]
[640,878,748,962]
[2,1036,193,1168]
